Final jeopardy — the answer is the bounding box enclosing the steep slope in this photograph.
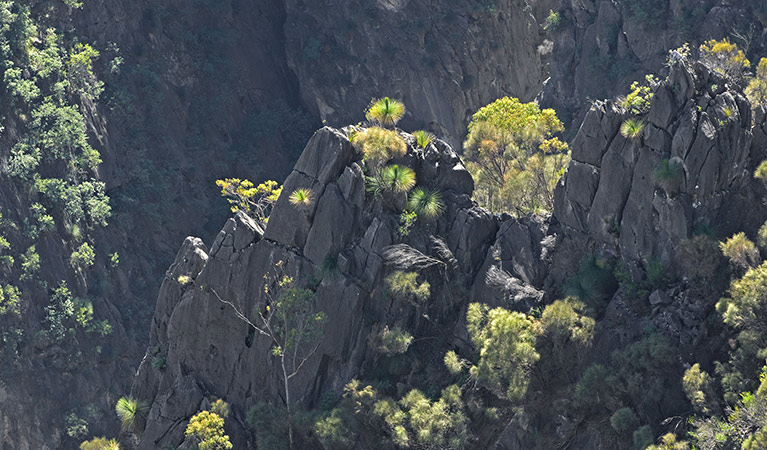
[133,56,767,449]
[540,0,767,132]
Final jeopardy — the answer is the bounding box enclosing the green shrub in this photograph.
[444,350,466,374]
[20,245,40,280]
[408,188,445,220]
[574,364,614,410]
[678,234,721,279]
[79,437,119,450]
[700,38,750,81]
[720,232,759,269]
[466,303,539,402]
[682,363,717,415]
[622,75,659,115]
[610,407,639,434]
[633,425,654,449]
[70,242,95,270]
[365,97,405,127]
[65,412,88,438]
[543,10,562,31]
[385,271,430,305]
[315,408,354,449]
[0,285,22,315]
[185,410,233,450]
[746,58,767,108]
[620,118,645,139]
[565,254,617,314]
[755,160,767,182]
[372,326,413,356]
[354,127,407,169]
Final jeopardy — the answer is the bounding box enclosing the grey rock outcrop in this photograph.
[133,127,551,449]
[554,60,766,269]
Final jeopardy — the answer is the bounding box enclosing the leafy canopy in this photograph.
[464,97,568,214]
[466,302,539,402]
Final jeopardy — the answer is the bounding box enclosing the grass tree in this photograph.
[620,118,645,139]
[115,396,149,434]
[367,164,417,198]
[412,130,435,148]
[209,261,327,449]
[365,97,405,127]
[288,188,313,209]
[408,188,445,220]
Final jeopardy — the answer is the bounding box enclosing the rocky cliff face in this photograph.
[540,0,767,133]
[133,57,767,449]
[132,126,553,449]
[555,59,766,266]
[283,0,555,148]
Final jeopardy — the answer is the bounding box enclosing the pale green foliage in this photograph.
[408,188,445,220]
[115,396,149,432]
[746,58,767,107]
[0,285,21,315]
[536,298,595,380]
[210,399,229,418]
[374,385,469,449]
[543,9,562,31]
[444,351,465,374]
[185,410,233,450]
[216,178,282,221]
[354,127,407,168]
[315,408,353,449]
[759,221,767,249]
[412,130,435,148]
[647,433,690,450]
[79,437,119,450]
[620,118,645,139]
[755,160,767,182]
[609,407,639,434]
[288,188,313,208]
[682,363,717,415]
[621,75,659,115]
[538,298,595,347]
[717,261,767,337]
[373,325,413,356]
[720,232,759,269]
[365,97,405,127]
[463,97,568,214]
[70,242,95,270]
[700,38,750,81]
[385,271,430,305]
[466,303,539,402]
[65,412,88,438]
[20,245,39,280]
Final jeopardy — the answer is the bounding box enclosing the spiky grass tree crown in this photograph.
[408,188,445,220]
[116,396,149,432]
[380,165,416,193]
[413,130,435,149]
[289,188,313,208]
[620,118,645,140]
[366,97,405,127]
